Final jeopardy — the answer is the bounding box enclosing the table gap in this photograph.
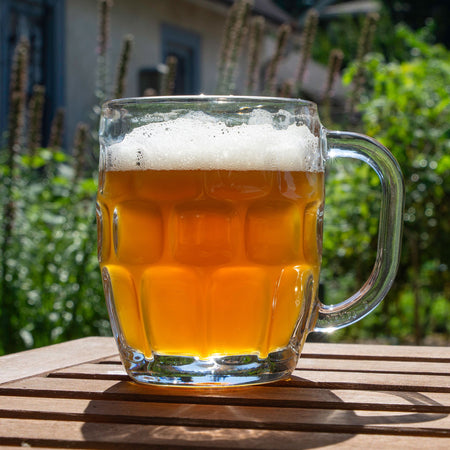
[2,387,449,413]
[38,371,450,394]
[0,409,448,438]
[98,355,450,363]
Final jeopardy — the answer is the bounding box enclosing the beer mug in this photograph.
[97,96,404,386]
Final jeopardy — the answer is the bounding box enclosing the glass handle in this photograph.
[314,130,405,331]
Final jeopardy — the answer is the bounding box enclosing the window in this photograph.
[161,24,201,95]
[0,0,64,145]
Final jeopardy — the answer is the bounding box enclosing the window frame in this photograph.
[161,23,201,95]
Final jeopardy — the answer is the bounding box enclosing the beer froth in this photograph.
[105,110,322,172]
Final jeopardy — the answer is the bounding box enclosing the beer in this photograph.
[98,168,323,359]
[98,110,324,362]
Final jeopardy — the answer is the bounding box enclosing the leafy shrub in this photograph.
[0,150,109,354]
[320,24,449,344]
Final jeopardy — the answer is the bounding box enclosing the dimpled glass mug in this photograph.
[97,96,404,386]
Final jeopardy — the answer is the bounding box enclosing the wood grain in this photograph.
[1,418,450,449]
[2,377,449,413]
[97,341,450,363]
[50,357,450,376]
[0,337,117,385]
[41,363,450,392]
[0,339,449,449]
[0,395,449,436]
[302,342,450,362]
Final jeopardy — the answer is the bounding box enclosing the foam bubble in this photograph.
[104,110,322,172]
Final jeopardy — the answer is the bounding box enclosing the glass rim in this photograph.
[102,95,317,110]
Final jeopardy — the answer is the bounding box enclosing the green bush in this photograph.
[1,8,448,355]
[0,150,109,354]
[320,24,449,344]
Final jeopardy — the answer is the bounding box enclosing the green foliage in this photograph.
[312,10,439,69]
[321,160,380,302]
[1,7,448,356]
[313,14,366,67]
[0,150,109,355]
[321,23,449,344]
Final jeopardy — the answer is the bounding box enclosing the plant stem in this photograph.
[279,80,293,98]
[216,0,253,94]
[160,55,178,96]
[28,85,46,156]
[295,8,318,95]
[348,12,379,117]
[264,24,291,96]
[96,0,113,105]
[245,16,265,94]
[114,34,134,99]
[1,37,30,354]
[48,108,65,150]
[73,123,90,183]
[321,48,344,125]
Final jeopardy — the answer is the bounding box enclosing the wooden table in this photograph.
[0,337,449,449]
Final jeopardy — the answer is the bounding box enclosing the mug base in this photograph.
[121,347,299,387]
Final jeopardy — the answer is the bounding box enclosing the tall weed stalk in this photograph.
[295,9,318,94]
[264,24,291,96]
[216,0,253,93]
[1,37,29,353]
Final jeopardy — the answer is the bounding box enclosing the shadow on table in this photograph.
[80,375,447,449]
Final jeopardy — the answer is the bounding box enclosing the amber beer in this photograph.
[97,166,324,360]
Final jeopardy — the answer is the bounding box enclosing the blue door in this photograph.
[0,0,64,145]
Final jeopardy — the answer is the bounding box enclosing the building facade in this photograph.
[0,0,291,147]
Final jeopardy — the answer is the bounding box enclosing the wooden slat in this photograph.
[0,337,118,385]
[1,377,449,413]
[1,418,450,449]
[98,342,450,364]
[51,363,128,379]
[298,357,450,375]
[1,396,449,436]
[52,357,450,377]
[0,447,82,450]
[42,363,450,392]
[288,370,450,392]
[0,447,81,450]
[302,342,450,362]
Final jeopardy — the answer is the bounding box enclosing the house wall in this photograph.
[65,0,227,145]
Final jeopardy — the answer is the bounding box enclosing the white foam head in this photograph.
[104,109,323,172]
